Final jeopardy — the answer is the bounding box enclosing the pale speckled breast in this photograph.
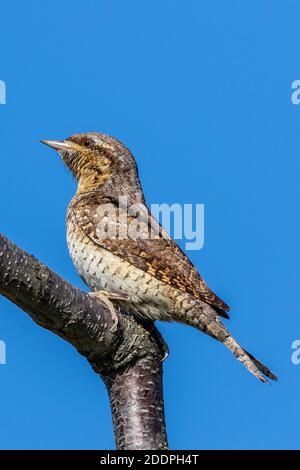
[66,215,190,322]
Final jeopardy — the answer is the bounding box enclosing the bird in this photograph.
[41,132,277,383]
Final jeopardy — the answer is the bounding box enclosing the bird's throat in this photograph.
[76,168,110,194]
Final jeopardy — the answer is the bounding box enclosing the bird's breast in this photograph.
[66,218,178,321]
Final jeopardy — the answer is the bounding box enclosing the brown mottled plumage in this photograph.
[41,133,277,383]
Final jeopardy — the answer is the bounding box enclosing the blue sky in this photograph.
[0,0,299,450]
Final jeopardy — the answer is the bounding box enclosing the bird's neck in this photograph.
[76,170,146,207]
[77,170,109,194]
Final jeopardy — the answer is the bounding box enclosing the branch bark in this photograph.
[0,233,168,450]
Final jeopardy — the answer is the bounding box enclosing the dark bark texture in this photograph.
[0,233,168,450]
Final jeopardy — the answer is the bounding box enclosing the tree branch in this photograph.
[0,233,168,450]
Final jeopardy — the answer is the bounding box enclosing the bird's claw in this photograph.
[109,310,119,333]
[146,323,169,361]
[161,348,169,362]
[89,291,128,302]
[89,290,123,332]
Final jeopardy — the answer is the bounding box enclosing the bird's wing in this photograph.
[70,195,230,315]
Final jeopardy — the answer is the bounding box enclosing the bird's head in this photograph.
[41,132,140,195]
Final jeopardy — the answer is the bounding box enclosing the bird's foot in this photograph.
[144,323,169,361]
[89,291,128,332]
[155,330,169,362]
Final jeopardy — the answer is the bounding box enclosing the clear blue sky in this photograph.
[0,0,299,450]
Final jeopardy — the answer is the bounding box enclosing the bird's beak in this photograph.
[40,139,74,151]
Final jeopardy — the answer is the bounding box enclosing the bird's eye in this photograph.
[83,139,92,148]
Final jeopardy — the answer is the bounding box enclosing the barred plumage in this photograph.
[42,132,277,383]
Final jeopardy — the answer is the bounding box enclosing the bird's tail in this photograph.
[223,335,277,383]
[183,308,277,382]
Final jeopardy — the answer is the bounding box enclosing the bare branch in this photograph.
[0,233,168,450]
